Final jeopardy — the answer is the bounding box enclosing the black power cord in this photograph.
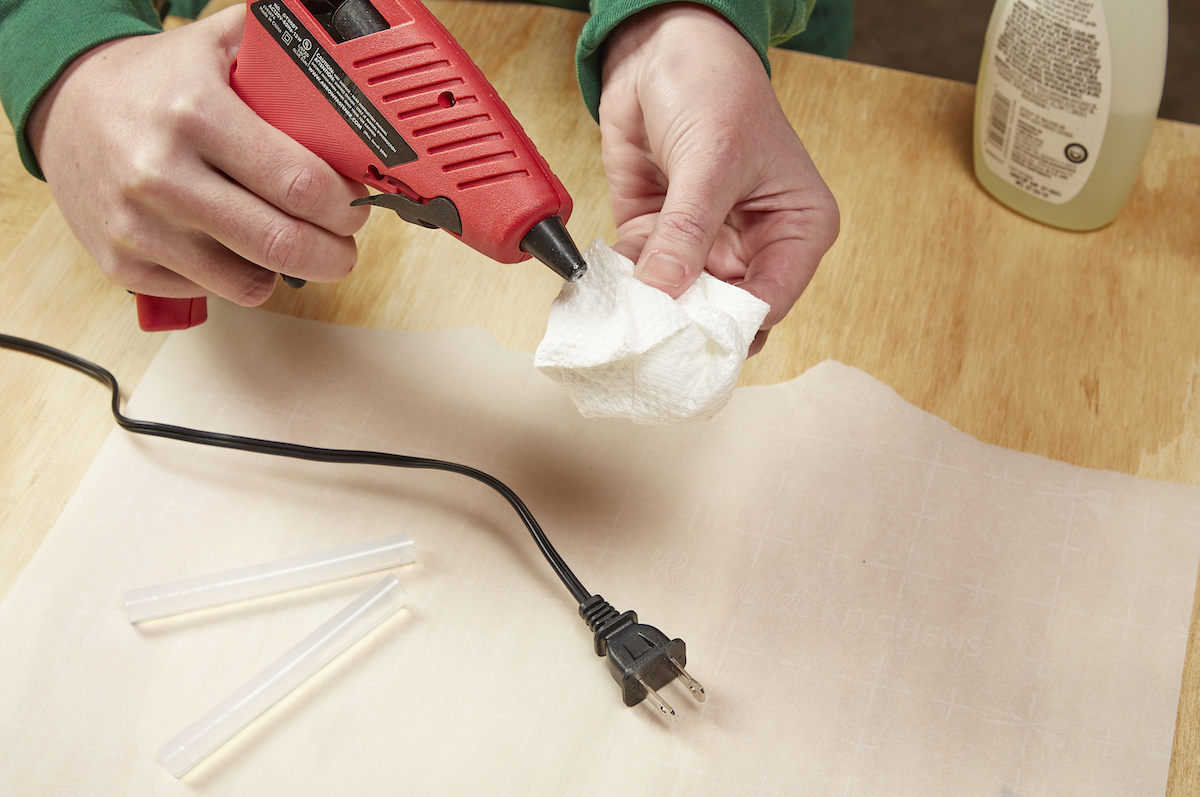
[0,332,704,718]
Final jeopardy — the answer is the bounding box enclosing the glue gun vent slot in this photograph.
[367,60,451,86]
[353,42,437,69]
[427,133,504,154]
[413,114,492,138]
[456,171,529,190]
[381,78,465,102]
[441,151,517,172]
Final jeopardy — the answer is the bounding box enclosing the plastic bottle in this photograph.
[972,0,1168,230]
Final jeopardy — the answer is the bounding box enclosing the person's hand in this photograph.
[599,4,839,354]
[27,6,369,305]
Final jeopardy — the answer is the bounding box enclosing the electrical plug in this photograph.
[579,595,705,720]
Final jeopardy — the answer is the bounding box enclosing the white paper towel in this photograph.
[534,239,769,423]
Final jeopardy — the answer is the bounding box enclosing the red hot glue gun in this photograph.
[136,0,586,331]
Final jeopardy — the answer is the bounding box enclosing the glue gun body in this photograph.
[136,0,585,332]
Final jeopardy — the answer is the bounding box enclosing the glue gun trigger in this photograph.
[351,193,463,235]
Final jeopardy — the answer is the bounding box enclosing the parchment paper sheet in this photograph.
[1,303,1197,795]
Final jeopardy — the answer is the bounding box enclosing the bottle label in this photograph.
[978,0,1111,204]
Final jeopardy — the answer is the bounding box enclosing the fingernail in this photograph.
[635,253,687,289]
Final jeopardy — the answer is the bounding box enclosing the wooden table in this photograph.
[1,1,1197,791]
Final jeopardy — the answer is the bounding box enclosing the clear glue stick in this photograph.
[972,0,1168,230]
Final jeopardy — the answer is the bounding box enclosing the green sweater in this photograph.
[0,0,851,179]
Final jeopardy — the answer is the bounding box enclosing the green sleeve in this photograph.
[0,0,166,179]
[169,0,211,16]
[575,0,812,121]
[0,0,210,180]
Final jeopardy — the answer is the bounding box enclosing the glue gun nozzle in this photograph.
[520,216,587,282]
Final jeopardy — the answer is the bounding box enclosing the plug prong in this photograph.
[668,655,706,703]
[637,677,676,721]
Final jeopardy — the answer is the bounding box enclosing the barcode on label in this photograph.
[987,91,1012,151]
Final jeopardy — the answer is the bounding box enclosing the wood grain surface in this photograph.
[1,1,1197,790]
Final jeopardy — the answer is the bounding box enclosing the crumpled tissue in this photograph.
[534,239,769,423]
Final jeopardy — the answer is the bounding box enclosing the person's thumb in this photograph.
[633,165,737,299]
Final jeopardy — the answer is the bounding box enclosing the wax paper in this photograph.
[1,303,1197,795]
